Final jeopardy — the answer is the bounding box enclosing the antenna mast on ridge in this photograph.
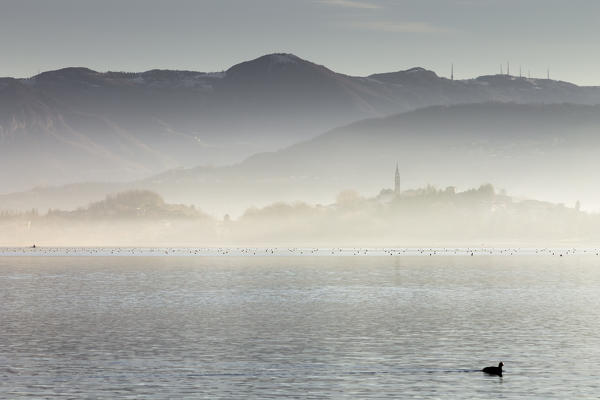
[451,63,454,81]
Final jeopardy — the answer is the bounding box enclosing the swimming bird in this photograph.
[482,362,503,376]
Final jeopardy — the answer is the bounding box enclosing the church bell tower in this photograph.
[394,163,400,195]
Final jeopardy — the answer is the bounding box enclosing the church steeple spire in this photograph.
[394,163,400,195]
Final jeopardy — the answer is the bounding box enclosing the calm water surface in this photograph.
[1,256,599,399]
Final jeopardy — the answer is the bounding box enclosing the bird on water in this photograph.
[482,362,504,376]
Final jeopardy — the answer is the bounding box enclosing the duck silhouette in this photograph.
[482,362,503,376]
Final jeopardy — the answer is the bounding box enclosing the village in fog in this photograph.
[1,168,592,247]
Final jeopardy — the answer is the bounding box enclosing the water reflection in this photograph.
[1,256,599,398]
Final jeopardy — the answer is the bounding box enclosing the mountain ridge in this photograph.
[2,53,600,192]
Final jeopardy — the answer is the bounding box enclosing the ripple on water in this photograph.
[1,256,599,398]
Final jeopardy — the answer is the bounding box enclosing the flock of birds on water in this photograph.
[0,243,513,378]
[0,246,597,257]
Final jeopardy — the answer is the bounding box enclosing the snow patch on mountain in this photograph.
[268,54,300,64]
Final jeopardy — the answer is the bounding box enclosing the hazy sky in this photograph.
[1,0,599,84]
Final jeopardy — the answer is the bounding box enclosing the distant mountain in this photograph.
[3,102,600,215]
[2,53,600,192]
[139,102,600,213]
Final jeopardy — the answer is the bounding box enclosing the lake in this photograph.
[1,254,599,398]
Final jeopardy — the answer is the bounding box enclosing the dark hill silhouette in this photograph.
[49,190,206,219]
[2,54,600,191]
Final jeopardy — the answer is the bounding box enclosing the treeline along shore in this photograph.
[0,186,594,247]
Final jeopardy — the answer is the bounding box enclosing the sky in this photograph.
[1,0,599,85]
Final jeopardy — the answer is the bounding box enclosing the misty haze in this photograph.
[3,0,600,399]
